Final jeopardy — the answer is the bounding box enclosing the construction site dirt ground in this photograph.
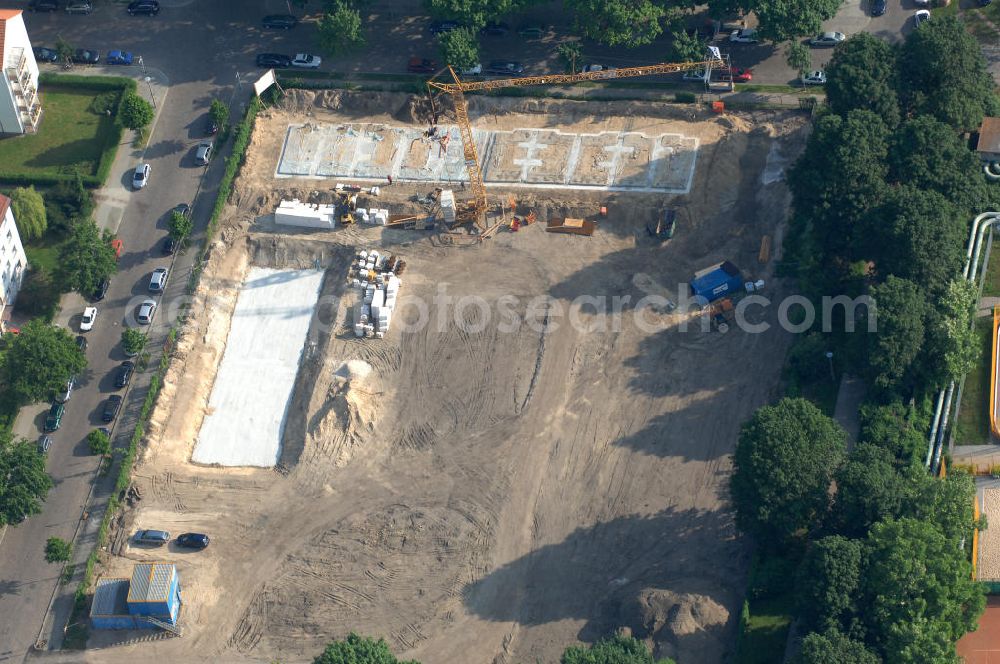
[91,91,810,663]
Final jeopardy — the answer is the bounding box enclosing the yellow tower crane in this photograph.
[426,49,726,232]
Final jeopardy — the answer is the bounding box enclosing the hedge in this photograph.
[38,73,137,92]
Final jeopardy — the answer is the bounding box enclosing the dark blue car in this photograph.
[106,50,134,65]
[871,0,887,15]
[176,533,210,549]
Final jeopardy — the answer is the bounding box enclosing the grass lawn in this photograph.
[955,318,993,445]
[0,86,118,177]
[23,231,63,274]
[738,596,794,664]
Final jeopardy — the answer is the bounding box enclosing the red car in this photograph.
[729,67,753,82]
[407,57,437,74]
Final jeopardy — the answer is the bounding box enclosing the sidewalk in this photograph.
[832,374,866,449]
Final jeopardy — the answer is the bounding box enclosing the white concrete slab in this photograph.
[193,267,325,467]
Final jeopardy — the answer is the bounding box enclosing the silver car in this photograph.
[137,299,156,325]
[132,163,151,189]
[810,31,846,47]
[148,267,168,292]
[194,141,213,166]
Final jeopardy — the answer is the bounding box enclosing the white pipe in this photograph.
[969,217,1000,283]
[964,212,999,278]
[933,381,955,475]
[926,390,946,467]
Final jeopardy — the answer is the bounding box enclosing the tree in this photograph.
[57,220,118,297]
[830,444,916,537]
[863,276,927,391]
[55,36,73,64]
[425,0,534,30]
[10,186,47,240]
[824,33,900,127]
[209,99,229,132]
[787,109,890,262]
[564,0,667,47]
[795,536,864,634]
[45,172,94,233]
[752,0,842,43]
[561,634,675,664]
[44,537,72,563]
[0,434,53,526]
[14,268,60,321]
[796,629,881,664]
[899,15,1000,132]
[863,518,985,662]
[919,279,980,388]
[785,41,811,81]
[313,632,420,664]
[557,41,584,73]
[88,429,111,456]
[168,209,194,242]
[671,28,705,62]
[121,329,147,357]
[317,2,365,56]
[118,91,155,130]
[437,27,479,69]
[2,319,86,407]
[906,469,979,544]
[730,398,847,544]
[858,400,928,467]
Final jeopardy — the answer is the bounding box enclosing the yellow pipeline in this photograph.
[993,306,1000,438]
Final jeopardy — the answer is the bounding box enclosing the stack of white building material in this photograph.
[274,199,336,229]
[351,249,403,339]
[355,208,390,225]
[440,189,456,224]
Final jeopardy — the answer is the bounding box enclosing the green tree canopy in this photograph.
[118,91,155,130]
[752,0,842,43]
[44,537,72,563]
[437,27,480,69]
[209,99,229,131]
[168,209,194,242]
[3,319,86,406]
[10,185,47,240]
[44,173,94,233]
[863,517,985,662]
[557,41,584,73]
[121,328,146,356]
[785,41,811,79]
[858,400,928,467]
[564,0,667,47]
[795,536,864,635]
[899,15,1000,131]
[425,0,535,30]
[561,634,675,664]
[318,2,365,55]
[824,32,900,127]
[906,469,978,544]
[57,220,118,297]
[864,276,927,391]
[0,433,53,526]
[730,398,847,544]
[830,444,916,537]
[918,279,980,388]
[313,632,420,664]
[88,429,111,456]
[671,27,706,62]
[796,629,881,664]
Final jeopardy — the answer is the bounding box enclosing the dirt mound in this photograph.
[628,589,733,662]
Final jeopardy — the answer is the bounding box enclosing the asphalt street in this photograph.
[0,0,919,660]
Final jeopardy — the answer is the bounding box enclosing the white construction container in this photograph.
[354,323,366,337]
[371,290,385,309]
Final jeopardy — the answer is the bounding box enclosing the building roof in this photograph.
[90,578,131,617]
[0,10,23,21]
[0,10,23,62]
[127,562,176,603]
[0,194,9,222]
[979,118,1000,154]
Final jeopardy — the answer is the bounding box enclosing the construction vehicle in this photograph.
[338,191,359,225]
[425,47,727,232]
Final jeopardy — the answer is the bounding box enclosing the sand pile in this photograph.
[629,589,733,662]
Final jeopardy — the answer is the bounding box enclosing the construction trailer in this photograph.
[690,261,742,303]
[90,562,182,633]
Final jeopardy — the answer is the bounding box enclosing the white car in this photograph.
[683,69,709,82]
[914,0,929,5]
[80,306,97,331]
[291,53,322,69]
[810,31,846,47]
[137,299,156,325]
[132,163,150,190]
[729,28,758,43]
[460,63,483,75]
[148,267,168,292]
[802,70,827,85]
[914,10,931,26]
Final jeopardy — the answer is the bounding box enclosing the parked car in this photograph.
[65,1,92,14]
[176,533,210,549]
[106,50,134,65]
[132,163,151,189]
[56,376,76,403]
[163,236,176,255]
[30,0,60,11]
[33,47,59,62]
[135,529,170,546]
[71,49,100,64]
[92,278,109,301]
[80,306,97,331]
[486,61,524,76]
[195,141,213,165]
[114,361,134,389]
[137,299,156,325]
[802,70,827,85]
[102,394,122,422]
[480,21,509,36]
[148,267,168,292]
[262,14,297,29]
[810,31,846,47]
[206,115,219,135]
[683,69,709,82]
[582,64,614,73]
[914,9,930,26]
[173,203,191,218]
[728,67,753,82]
[75,335,88,352]
[460,63,483,75]
[407,57,436,74]
[127,0,159,15]
[871,0,887,16]
[38,435,52,454]
[429,20,460,34]
[913,0,929,5]
[291,53,322,69]
[729,28,758,43]
[517,23,545,38]
[44,402,64,432]
[256,53,291,68]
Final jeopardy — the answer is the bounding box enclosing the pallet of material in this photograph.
[546,217,595,236]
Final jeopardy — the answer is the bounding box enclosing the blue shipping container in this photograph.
[689,261,742,303]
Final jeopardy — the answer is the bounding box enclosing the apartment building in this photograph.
[0,194,27,329]
[0,9,40,134]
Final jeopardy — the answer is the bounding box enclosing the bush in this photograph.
[87,429,111,456]
[121,329,146,356]
[45,537,72,563]
[118,91,154,130]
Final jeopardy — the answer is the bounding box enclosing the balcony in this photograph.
[4,47,26,85]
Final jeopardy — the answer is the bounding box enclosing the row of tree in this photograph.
[730,15,998,662]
